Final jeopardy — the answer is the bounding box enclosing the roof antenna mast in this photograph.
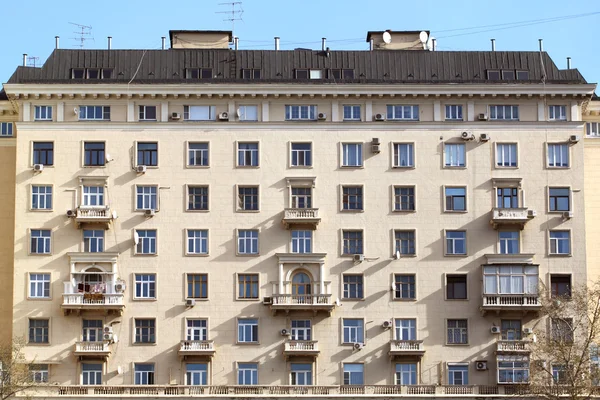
[69,22,94,49]
[216,2,243,36]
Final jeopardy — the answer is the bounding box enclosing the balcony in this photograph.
[270,294,335,316]
[388,340,426,358]
[73,341,111,359]
[496,340,531,354]
[73,207,116,228]
[282,208,320,230]
[178,340,216,359]
[62,291,124,316]
[490,208,533,230]
[481,294,541,315]
[283,340,320,358]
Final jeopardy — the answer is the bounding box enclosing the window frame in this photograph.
[34,106,53,121]
[238,105,259,121]
[30,184,53,211]
[341,142,363,168]
[81,362,103,385]
[550,274,572,299]
[489,105,519,121]
[445,274,468,301]
[498,230,521,254]
[285,105,317,121]
[30,364,49,383]
[186,273,209,300]
[139,105,158,121]
[82,141,106,167]
[444,142,466,168]
[183,105,217,121]
[237,229,259,256]
[78,106,111,121]
[342,274,364,300]
[83,229,105,253]
[133,273,157,300]
[392,185,416,212]
[28,273,51,300]
[241,69,261,80]
[237,273,259,300]
[341,229,364,256]
[341,185,364,212]
[548,105,567,121]
[135,141,159,167]
[133,363,156,385]
[445,105,464,121]
[134,229,158,256]
[546,142,570,169]
[187,142,210,168]
[444,230,467,256]
[549,230,572,256]
[343,363,365,385]
[185,229,209,256]
[395,363,418,385]
[187,185,209,212]
[236,185,260,212]
[341,318,365,345]
[290,142,313,168]
[32,141,54,166]
[548,187,571,213]
[447,363,469,385]
[133,318,156,344]
[342,105,361,121]
[386,105,419,121]
[237,318,259,344]
[444,186,467,212]
[135,185,159,211]
[495,142,518,169]
[185,68,213,80]
[0,122,14,137]
[393,274,416,301]
[586,122,600,137]
[392,142,415,168]
[394,229,417,257]
[29,229,52,255]
[291,230,312,254]
[446,319,469,345]
[28,318,50,344]
[237,362,258,385]
[236,141,260,167]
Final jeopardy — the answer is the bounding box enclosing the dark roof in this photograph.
[6,49,588,85]
[0,90,7,101]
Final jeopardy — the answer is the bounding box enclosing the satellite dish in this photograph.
[105,153,112,163]
[419,31,428,43]
[117,366,123,375]
[133,231,140,245]
[394,250,401,260]
[111,210,118,220]
[426,37,435,51]
[382,31,392,44]
[236,108,242,118]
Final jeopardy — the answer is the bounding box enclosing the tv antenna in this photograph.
[27,56,40,68]
[69,22,94,49]
[216,2,243,35]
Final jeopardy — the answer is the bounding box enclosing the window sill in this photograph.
[445,298,469,301]
[236,166,260,169]
[133,343,157,346]
[445,343,470,346]
[27,342,51,346]
[236,342,260,345]
[186,209,210,213]
[548,211,572,214]
[27,297,53,301]
[30,209,53,212]
[392,166,416,170]
[341,209,364,213]
[139,119,158,122]
[445,119,464,122]
[30,165,54,168]
[396,254,417,258]
[236,298,260,301]
[134,254,159,257]
[133,298,157,302]
[28,253,52,256]
[341,254,363,258]
[392,298,417,302]
[443,166,467,170]
[82,165,107,168]
[186,165,210,169]
[342,298,365,302]
[548,253,572,257]
[393,209,417,213]
[236,253,260,257]
[237,210,261,213]
[185,253,210,257]
[185,298,209,301]
[444,210,468,213]
[136,165,159,169]
[444,253,468,257]
[289,166,314,169]
[495,166,519,170]
[340,165,364,169]
[546,166,570,169]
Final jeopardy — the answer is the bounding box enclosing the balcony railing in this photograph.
[74,207,116,227]
[61,292,124,315]
[74,341,111,358]
[282,208,320,229]
[482,294,541,311]
[496,340,531,353]
[490,208,533,229]
[270,294,334,315]
[283,340,320,357]
[388,340,425,357]
[178,340,215,359]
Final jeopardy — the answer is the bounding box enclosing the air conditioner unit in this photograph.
[475,361,488,371]
[262,296,273,305]
[33,164,44,172]
[114,283,126,293]
[562,211,574,219]
[317,112,327,120]
[66,210,75,218]
[218,112,229,121]
[280,329,291,336]
[382,320,392,329]
[527,209,537,218]
[461,131,474,141]
[523,328,534,335]
[478,113,488,121]
[480,133,491,142]
[569,135,580,144]
[490,326,501,334]
[353,254,365,263]
[371,144,381,153]
[353,342,364,350]
[374,113,385,121]
[104,326,113,334]
[186,299,196,307]
[103,332,114,341]
[170,112,181,120]
[372,137,380,145]
[136,165,147,174]
[145,209,156,217]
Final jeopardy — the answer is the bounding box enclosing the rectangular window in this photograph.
[187,274,208,299]
[291,320,311,341]
[238,230,258,255]
[186,319,208,341]
[342,230,363,255]
[395,319,416,340]
[394,275,416,300]
[136,230,157,255]
[29,319,49,343]
[79,106,110,121]
[238,319,258,343]
[136,186,157,210]
[445,187,466,211]
[188,143,209,166]
[552,365,567,384]
[551,275,571,298]
[499,231,520,254]
[30,364,49,383]
[547,143,569,168]
[393,143,414,168]
[343,105,361,121]
[134,319,156,343]
[186,68,213,79]
[394,187,415,211]
[29,273,50,298]
[343,275,364,299]
[135,274,156,299]
[516,70,529,80]
[446,275,467,300]
[395,364,417,385]
[82,363,102,385]
[241,69,261,79]
[291,230,312,254]
[343,364,364,385]
[238,105,258,121]
[395,230,416,256]
[82,320,103,343]
[342,319,364,344]
[497,355,529,383]
[550,231,571,255]
[291,188,312,208]
[446,231,466,255]
[34,106,52,121]
[186,363,208,386]
[552,318,574,342]
[188,186,209,211]
[490,105,519,120]
[30,229,51,254]
[83,230,104,252]
[134,364,155,385]
[447,319,468,344]
[31,185,52,210]
[285,105,317,121]
[187,230,208,255]
[496,143,517,167]
[549,188,570,211]
[83,142,105,166]
[448,365,469,385]
[497,188,519,208]
[445,105,463,121]
[238,186,259,211]
[290,363,312,386]
[237,363,258,385]
[502,70,516,80]
[587,122,600,137]
[237,142,259,167]
[483,265,539,295]
[137,142,158,166]
[342,143,363,167]
[444,143,466,167]
[33,142,54,165]
[0,122,13,137]
[342,186,363,210]
[548,105,567,121]
[329,69,355,79]
[387,105,419,121]
[82,186,104,207]
[238,274,259,299]
[139,105,157,121]
[501,319,522,340]
[291,143,312,167]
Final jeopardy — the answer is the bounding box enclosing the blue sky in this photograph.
[2,0,598,85]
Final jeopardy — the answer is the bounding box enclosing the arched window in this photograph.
[292,272,312,295]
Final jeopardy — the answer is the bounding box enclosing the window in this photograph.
[552,365,567,384]
[291,187,312,208]
[490,105,519,120]
[30,364,49,383]
[238,230,258,255]
[497,188,518,208]
[83,230,104,252]
[291,320,311,341]
[237,142,259,167]
[444,143,466,167]
[551,275,571,298]
[0,122,13,137]
[134,274,156,299]
[186,68,213,79]
[447,319,468,344]
[483,266,539,295]
[29,273,50,298]
[342,230,363,255]
[329,69,355,79]
[137,142,158,166]
[291,230,312,253]
[187,230,208,255]
[342,143,363,167]
[79,106,110,121]
[33,142,54,165]
[394,275,416,300]
[134,364,155,385]
[186,319,208,341]
[395,364,417,385]
[29,319,49,343]
[587,122,600,137]
[393,143,414,168]
[134,318,156,343]
[237,363,258,385]
[238,318,258,343]
[549,188,570,211]
[31,185,52,210]
[82,320,103,343]
[395,230,416,256]
[550,231,571,255]
[445,105,463,121]
[285,105,317,120]
[445,187,466,211]
[446,275,467,300]
[547,143,569,168]
[295,69,323,80]
[34,106,52,121]
[387,105,419,121]
[552,318,574,342]
[83,142,105,166]
[395,319,416,340]
[188,186,209,211]
[516,71,529,80]
[82,186,104,207]
[241,69,261,79]
[238,105,258,121]
[499,231,520,254]
[186,363,208,386]
[187,274,208,299]
[238,274,259,299]
[497,355,529,383]
[139,105,157,121]
[487,70,501,80]
[342,186,363,210]
[71,68,113,80]
[82,364,102,385]
[188,143,209,166]
[238,186,259,211]
[549,105,567,121]
[502,70,516,80]
[343,364,364,385]
[135,230,157,255]
[448,365,468,385]
[496,143,517,167]
[343,275,364,299]
[446,231,466,255]
[394,187,415,211]
[136,186,157,210]
[183,105,216,121]
[343,105,361,121]
[30,230,51,254]
[291,143,312,167]
[342,319,364,344]
[291,363,312,385]
[501,319,522,341]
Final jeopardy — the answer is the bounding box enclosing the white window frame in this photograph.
[81,363,103,385]
[483,265,539,295]
[497,355,529,384]
[237,363,258,385]
[395,363,417,385]
[79,106,110,121]
[134,363,155,385]
[291,187,312,208]
[394,318,417,340]
[499,231,520,254]
[392,143,415,168]
[134,274,156,299]
[496,143,518,168]
[186,229,209,255]
[136,185,158,211]
[445,230,466,256]
[547,143,569,168]
[30,229,51,255]
[548,105,567,121]
[0,122,13,137]
[343,105,361,121]
[135,229,157,255]
[30,364,49,383]
[139,105,157,121]
[587,122,600,137]
[34,106,52,121]
[29,273,51,299]
[82,185,105,208]
[489,105,519,121]
[186,318,208,341]
[549,230,571,255]
[448,363,469,385]
[444,143,466,168]
[285,105,317,121]
[237,318,259,343]
[387,105,419,121]
[237,142,259,167]
[183,105,216,121]
[290,363,313,385]
[188,142,209,167]
[238,105,258,121]
[445,105,463,121]
[343,363,365,385]
[237,229,259,255]
[291,230,312,254]
[83,229,104,253]
[446,319,468,345]
[82,320,103,342]
[290,319,312,341]
[186,363,208,386]
[342,318,364,344]
[341,143,363,167]
[31,185,53,210]
[134,318,156,344]
[290,142,312,167]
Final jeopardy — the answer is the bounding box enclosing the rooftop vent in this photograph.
[169,30,233,49]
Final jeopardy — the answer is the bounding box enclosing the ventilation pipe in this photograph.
[161,36,166,50]
[321,38,327,51]
[274,37,280,51]
[369,39,374,51]
[567,57,571,69]
[55,36,60,49]
[108,36,112,50]
[22,54,27,66]
[432,38,436,51]
[538,39,543,52]
[234,36,239,50]
[491,39,496,52]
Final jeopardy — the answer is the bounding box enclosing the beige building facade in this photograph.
[3,30,597,398]
[584,98,600,284]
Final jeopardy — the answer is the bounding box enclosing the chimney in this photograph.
[274,37,280,51]
[491,39,496,52]
[369,39,374,51]
[538,39,543,52]
[432,38,436,51]
[22,54,27,66]
[55,36,60,49]
[107,36,112,50]
[161,36,166,50]
[321,38,326,51]
[234,36,239,50]
[567,57,571,69]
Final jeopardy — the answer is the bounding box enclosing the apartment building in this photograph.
[584,97,600,284]
[3,30,597,398]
